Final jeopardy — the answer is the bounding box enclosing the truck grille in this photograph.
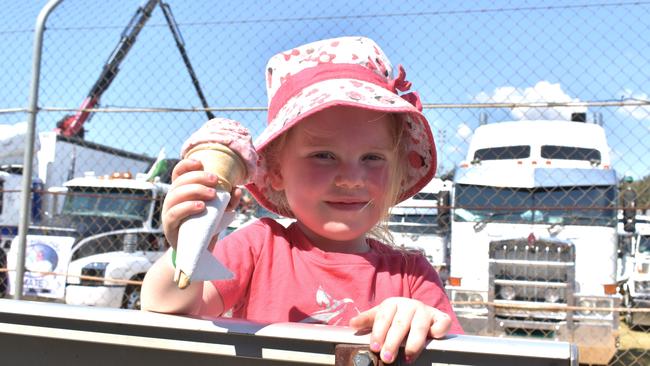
[489,237,575,305]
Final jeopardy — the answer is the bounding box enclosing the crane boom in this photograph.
[160,2,215,121]
[56,0,160,138]
[56,0,214,138]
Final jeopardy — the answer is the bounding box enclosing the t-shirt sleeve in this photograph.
[408,253,464,335]
[196,218,271,315]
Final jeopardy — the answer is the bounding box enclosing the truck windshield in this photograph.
[639,236,650,254]
[62,187,151,221]
[453,184,617,227]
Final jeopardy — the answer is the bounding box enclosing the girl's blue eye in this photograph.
[364,154,385,161]
[312,152,335,159]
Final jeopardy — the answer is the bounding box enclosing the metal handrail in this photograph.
[0,298,578,365]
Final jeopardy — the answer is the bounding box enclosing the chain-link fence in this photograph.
[1,1,649,365]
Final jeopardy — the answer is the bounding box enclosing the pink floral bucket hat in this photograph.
[246,36,437,216]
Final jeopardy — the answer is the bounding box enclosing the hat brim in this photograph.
[247,78,437,217]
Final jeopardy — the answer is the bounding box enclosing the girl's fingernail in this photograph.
[370,342,381,352]
[405,355,413,364]
[381,350,393,363]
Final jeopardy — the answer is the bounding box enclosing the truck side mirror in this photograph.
[437,190,451,233]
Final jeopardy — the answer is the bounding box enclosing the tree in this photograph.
[623,175,650,214]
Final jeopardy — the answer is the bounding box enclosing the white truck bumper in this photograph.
[456,311,617,365]
[65,285,125,308]
[628,297,650,326]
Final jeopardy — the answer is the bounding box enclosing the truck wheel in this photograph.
[122,284,142,310]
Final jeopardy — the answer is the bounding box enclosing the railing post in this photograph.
[14,0,63,299]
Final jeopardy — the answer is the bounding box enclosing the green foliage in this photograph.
[633,176,650,211]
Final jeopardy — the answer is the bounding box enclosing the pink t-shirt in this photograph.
[197,218,463,334]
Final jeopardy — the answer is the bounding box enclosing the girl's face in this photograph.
[270,106,397,253]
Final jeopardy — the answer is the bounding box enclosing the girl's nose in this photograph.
[335,162,364,188]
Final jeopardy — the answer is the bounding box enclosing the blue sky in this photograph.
[1,0,649,178]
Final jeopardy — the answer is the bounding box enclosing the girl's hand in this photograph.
[162,158,241,249]
[349,297,451,364]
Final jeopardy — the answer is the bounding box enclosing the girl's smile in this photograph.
[325,200,371,211]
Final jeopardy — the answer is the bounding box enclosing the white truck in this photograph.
[1,165,28,252]
[388,178,452,282]
[444,113,622,365]
[1,0,213,260]
[7,163,174,309]
[0,126,154,255]
[620,215,650,328]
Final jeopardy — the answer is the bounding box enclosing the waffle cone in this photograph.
[177,271,191,289]
[184,143,247,192]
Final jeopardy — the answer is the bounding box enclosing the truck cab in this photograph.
[387,178,451,282]
[62,173,169,309]
[7,166,173,309]
[445,114,620,365]
[0,165,45,254]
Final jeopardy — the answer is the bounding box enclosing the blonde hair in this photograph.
[262,112,409,246]
[262,132,294,217]
[367,114,407,246]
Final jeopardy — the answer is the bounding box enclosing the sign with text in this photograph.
[8,235,75,299]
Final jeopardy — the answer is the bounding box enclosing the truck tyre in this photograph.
[122,284,142,310]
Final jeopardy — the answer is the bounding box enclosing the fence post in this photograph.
[14,0,63,300]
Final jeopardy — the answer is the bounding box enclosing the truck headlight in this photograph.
[578,299,595,315]
[453,292,467,303]
[576,297,614,318]
[453,291,485,309]
[596,300,612,316]
[80,262,109,286]
[452,291,484,309]
[468,293,484,309]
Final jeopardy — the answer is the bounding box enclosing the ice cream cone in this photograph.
[175,143,247,289]
[184,142,248,192]
[177,270,191,289]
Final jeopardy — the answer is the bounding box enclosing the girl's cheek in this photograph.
[304,164,335,180]
[369,167,390,186]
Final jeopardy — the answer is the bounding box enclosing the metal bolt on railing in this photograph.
[353,351,378,366]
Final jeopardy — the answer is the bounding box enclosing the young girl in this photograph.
[142,36,462,364]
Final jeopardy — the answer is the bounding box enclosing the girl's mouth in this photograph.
[326,200,372,211]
